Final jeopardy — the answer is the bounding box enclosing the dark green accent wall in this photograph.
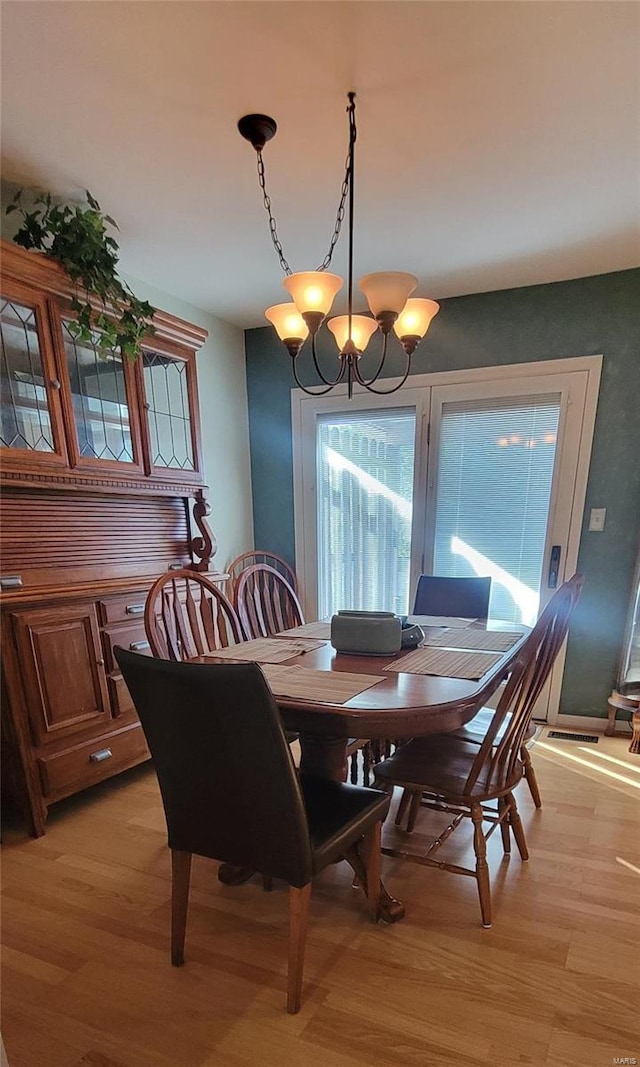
[253,270,640,718]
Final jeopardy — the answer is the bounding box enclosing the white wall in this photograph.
[122,272,254,572]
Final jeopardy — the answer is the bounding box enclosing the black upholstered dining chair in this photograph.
[374,573,584,928]
[114,649,391,1013]
[412,574,492,618]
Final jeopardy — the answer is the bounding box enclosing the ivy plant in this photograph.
[6,188,155,360]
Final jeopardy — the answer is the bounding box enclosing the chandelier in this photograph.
[238,93,440,398]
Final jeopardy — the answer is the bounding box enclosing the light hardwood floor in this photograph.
[2,728,638,1067]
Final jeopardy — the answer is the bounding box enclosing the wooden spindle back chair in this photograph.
[374,573,584,927]
[144,569,244,661]
[234,563,304,639]
[228,551,298,598]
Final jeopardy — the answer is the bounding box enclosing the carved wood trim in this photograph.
[1,241,208,350]
[189,489,217,571]
[0,468,206,497]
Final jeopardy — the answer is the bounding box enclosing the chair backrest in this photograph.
[144,569,244,660]
[235,563,305,639]
[228,551,298,595]
[412,575,492,618]
[465,572,584,795]
[114,649,314,885]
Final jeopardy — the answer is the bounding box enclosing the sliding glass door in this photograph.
[292,357,600,718]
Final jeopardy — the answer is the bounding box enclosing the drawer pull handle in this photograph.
[126,604,144,615]
[1,574,23,591]
[89,748,112,763]
[130,640,150,652]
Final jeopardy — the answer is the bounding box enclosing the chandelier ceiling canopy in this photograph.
[238,93,439,398]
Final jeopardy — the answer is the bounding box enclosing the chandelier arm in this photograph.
[256,150,292,276]
[354,329,388,386]
[310,332,347,388]
[353,347,414,395]
[316,93,357,273]
[291,352,347,396]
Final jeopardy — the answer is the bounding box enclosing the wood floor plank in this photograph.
[2,729,638,1066]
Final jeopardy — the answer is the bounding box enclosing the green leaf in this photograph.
[9,184,152,363]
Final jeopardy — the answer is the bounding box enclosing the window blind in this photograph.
[432,394,561,624]
[316,409,416,617]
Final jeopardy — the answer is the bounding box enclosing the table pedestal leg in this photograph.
[299,733,348,781]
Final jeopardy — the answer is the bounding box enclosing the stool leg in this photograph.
[605,698,618,737]
[630,710,640,755]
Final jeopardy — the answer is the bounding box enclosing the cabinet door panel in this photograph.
[56,316,144,474]
[0,283,68,469]
[138,345,202,480]
[13,604,110,745]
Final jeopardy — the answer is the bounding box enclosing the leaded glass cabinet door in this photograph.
[139,346,202,480]
[0,283,68,469]
[57,316,144,473]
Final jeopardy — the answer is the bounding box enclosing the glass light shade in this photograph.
[393,298,440,340]
[358,272,418,317]
[283,271,343,317]
[264,303,309,342]
[327,314,379,354]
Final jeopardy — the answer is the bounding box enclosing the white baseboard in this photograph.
[543,713,609,732]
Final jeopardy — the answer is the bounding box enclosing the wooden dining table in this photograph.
[199,617,529,922]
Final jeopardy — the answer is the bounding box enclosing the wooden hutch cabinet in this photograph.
[0,240,220,836]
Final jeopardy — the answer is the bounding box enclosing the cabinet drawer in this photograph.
[102,622,152,672]
[37,723,150,799]
[98,594,148,625]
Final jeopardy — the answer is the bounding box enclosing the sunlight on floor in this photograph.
[534,728,640,794]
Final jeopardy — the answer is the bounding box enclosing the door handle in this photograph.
[548,545,561,589]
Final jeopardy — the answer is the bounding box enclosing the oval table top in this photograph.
[201,618,530,741]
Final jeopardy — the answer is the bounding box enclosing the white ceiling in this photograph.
[2,1,639,328]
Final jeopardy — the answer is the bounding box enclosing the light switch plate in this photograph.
[588,507,606,532]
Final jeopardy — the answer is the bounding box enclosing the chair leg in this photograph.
[521,743,542,808]
[360,820,382,922]
[406,790,422,833]
[506,792,529,861]
[394,788,412,827]
[498,796,511,854]
[470,803,492,929]
[350,750,359,784]
[171,849,192,966]
[262,874,273,892]
[287,883,312,1014]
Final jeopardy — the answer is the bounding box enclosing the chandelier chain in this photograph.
[256,151,292,275]
[255,95,356,276]
[316,97,356,272]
